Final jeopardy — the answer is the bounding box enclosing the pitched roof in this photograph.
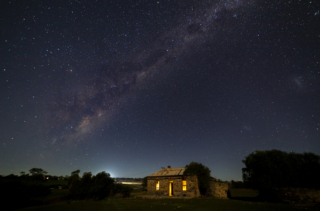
[148,167,185,177]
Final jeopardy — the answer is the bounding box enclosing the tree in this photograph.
[82,172,92,182]
[183,162,211,195]
[142,177,148,190]
[68,169,80,186]
[20,171,26,176]
[242,150,320,190]
[71,169,80,176]
[29,168,47,181]
[90,171,114,199]
[29,168,47,176]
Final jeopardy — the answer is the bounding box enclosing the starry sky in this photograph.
[1,0,320,181]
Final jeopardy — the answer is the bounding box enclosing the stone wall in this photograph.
[147,176,200,197]
[209,181,229,199]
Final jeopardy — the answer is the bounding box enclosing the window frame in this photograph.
[182,180,187,191]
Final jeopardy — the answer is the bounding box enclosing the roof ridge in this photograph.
[148,167,186,177]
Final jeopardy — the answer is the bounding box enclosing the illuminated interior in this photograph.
[182,180,187,191]
[169,181,173,196]
[156,181,160,190]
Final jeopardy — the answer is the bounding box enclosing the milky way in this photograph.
[46,0,258,144]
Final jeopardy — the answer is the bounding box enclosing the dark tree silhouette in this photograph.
[142,176,148,190]
[68,169,81,186]
[242,150,320,189]
[68,171,117,200]
[71,169,80,176]
[29,168,47,176]
[183,162,211,195]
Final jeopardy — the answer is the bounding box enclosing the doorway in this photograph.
[169,181,174,196]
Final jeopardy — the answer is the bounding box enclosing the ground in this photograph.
[18,185,318,211]
[19,197,318,211]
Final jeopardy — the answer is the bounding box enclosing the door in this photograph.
[169,181,174,196]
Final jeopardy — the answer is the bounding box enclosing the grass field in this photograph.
[18,188,317,211]
[229,189,259,198]
[19,197,317,211]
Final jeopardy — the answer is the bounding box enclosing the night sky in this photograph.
[1,0,320,181]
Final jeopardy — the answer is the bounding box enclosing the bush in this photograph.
[68,171,114,200]
[113,184,133,198]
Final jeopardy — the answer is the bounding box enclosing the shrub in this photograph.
[113,183,133,198]
[68,171,114,200]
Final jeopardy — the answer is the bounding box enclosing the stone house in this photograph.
[147,166,200,197]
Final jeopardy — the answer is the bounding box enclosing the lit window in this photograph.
[156,181,160,190]
[182,180,187,191]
